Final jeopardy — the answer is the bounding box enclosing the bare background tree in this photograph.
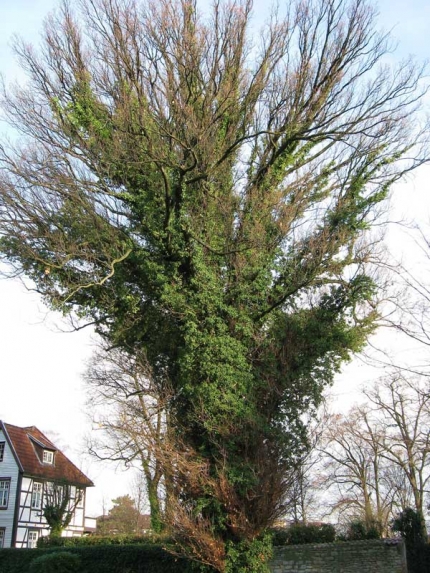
[294,374,430,537]
[86,346,168,532]
[43,481,83,538]
[320,406,394,535]
[365,373,430,538]
[282,413,328,525]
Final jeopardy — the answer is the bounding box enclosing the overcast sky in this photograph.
[0,0,429,516]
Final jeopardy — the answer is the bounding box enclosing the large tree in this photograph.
[0,0,426,569]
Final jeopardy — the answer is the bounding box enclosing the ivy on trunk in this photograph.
[0,0,427,570]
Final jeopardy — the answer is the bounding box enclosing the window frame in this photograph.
[0,479,10,509]
[28,529,39,549]
[42,450,54,464]
[0,527,5,548]
[31,482,43,510]
[0,442,5,462]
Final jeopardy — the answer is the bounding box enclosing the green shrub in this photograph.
[392,508,428,573]
[289,524,336,544]
[225,534,273,573]
[271,523,336,545]
[270,528,290,546]
[346,519,381,540]
[37,533,172,548]
[422,545,430,572]
[391,508,427,548]
[29,552,81,573]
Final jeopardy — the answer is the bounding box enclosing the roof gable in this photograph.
[28,435,55,451]
[1,422,93,487]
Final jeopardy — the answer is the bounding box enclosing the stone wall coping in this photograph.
[273,538,404,551]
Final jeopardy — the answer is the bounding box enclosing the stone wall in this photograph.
[270,539,407,573]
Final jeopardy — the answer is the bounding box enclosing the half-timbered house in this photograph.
[0,421,95,548]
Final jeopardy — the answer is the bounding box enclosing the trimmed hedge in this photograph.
[271,524,336,546]
[0,549,36,573]
[0,544,197,573]
[37,534,171,548]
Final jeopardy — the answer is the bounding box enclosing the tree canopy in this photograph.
[97,495,149,535]
[0,0,427,570]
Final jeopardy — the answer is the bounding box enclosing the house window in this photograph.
[31,482,43,509]
[43,450,54,464]
[0,442,5,462]
[0,479,10,509]
[28,530,39,548]
[0,528,5,548]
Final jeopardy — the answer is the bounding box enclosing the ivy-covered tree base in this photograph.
[0,0,426,570]
[225,536,273,573]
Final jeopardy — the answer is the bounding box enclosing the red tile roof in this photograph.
[2,422,94,487]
